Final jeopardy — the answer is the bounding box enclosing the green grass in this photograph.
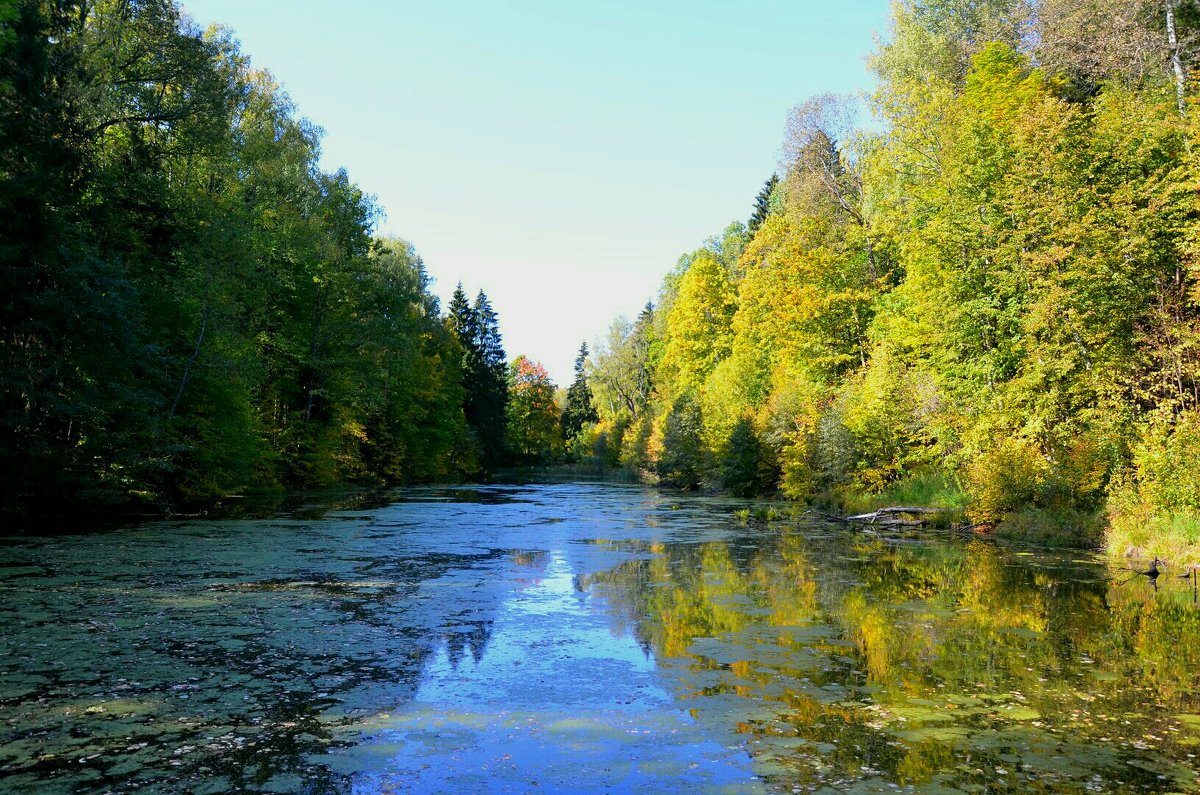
[1106,507,1200,565]
[842,470,969,515]
[995,505,1105,549]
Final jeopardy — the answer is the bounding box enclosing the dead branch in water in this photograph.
[846,506,955,528]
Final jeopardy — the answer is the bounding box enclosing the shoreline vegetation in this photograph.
[3,2,1200,566]
[573,3,1200,566]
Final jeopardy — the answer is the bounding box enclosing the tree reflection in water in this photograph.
[581,525,1200,792]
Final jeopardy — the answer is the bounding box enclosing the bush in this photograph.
[965,437,1052,523]
[1107,408,1200,560]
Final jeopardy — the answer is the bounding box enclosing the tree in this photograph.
[591,303,655,421]
[748,174,779,233]
[472,291,509,468]
[656,391,708,490]
[561,342,599,442]
[0,0,473,515]
[721,416,776,497]
[659,252,736,396]
[1035,0,1196,102]
[349,240,468,482]
[506,356,561,462]
[446,286,509,470]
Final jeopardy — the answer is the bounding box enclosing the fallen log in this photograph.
[871,518,928,528]
[846,506,955,526]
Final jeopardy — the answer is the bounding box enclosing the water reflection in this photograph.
[583,525,1200,792]
[342,552,760,793]
[0,484,1198,793]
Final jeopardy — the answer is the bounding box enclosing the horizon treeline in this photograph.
[581,0,1200,555]
[0,0,564,518]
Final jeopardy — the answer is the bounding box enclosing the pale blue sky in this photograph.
[181,0,893,383]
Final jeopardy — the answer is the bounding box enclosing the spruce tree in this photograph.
[444,285,509,470]
[447,283,476,344]
[748,174,778,233]
[656,391,707,489]
[561,341,599,441]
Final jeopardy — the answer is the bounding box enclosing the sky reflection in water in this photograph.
[1,483,1198,793]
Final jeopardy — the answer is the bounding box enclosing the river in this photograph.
[1,483,1198,793]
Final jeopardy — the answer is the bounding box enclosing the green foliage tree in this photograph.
[0,0,477,518]
[720,416,777,497]
[471,291,510,469]
[748,174,779,233]
[506,356,561,463]
[445,285,510,471]
[592,304,655,421]
[594,0,1200,559]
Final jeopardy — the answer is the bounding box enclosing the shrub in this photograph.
[965,437,1052,523]
[1107,408,1200,560]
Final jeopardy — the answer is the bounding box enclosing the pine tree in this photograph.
[561,341,599,441]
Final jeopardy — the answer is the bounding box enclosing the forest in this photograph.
[0,0,578,519]
[583,0,1200,559]
[4,0,1200,561]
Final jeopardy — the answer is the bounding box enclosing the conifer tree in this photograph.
[471,290,510,469]
[721,417,775,497]
[447,284,476,345]
[748,174,778,233]
[444,285,509,470]
[561,342,599,441]
[656,391,708,490]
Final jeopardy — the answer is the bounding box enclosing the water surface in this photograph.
[2,483,1198,793]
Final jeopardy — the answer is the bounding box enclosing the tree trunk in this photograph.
[303,285,327,424]
[168,303,209,421]
[1167,0,1187,117]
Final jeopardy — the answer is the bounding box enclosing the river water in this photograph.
[1,483,1198,793]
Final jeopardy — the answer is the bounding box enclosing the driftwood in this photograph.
[845,506,954,529]
[802,505,956,530]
